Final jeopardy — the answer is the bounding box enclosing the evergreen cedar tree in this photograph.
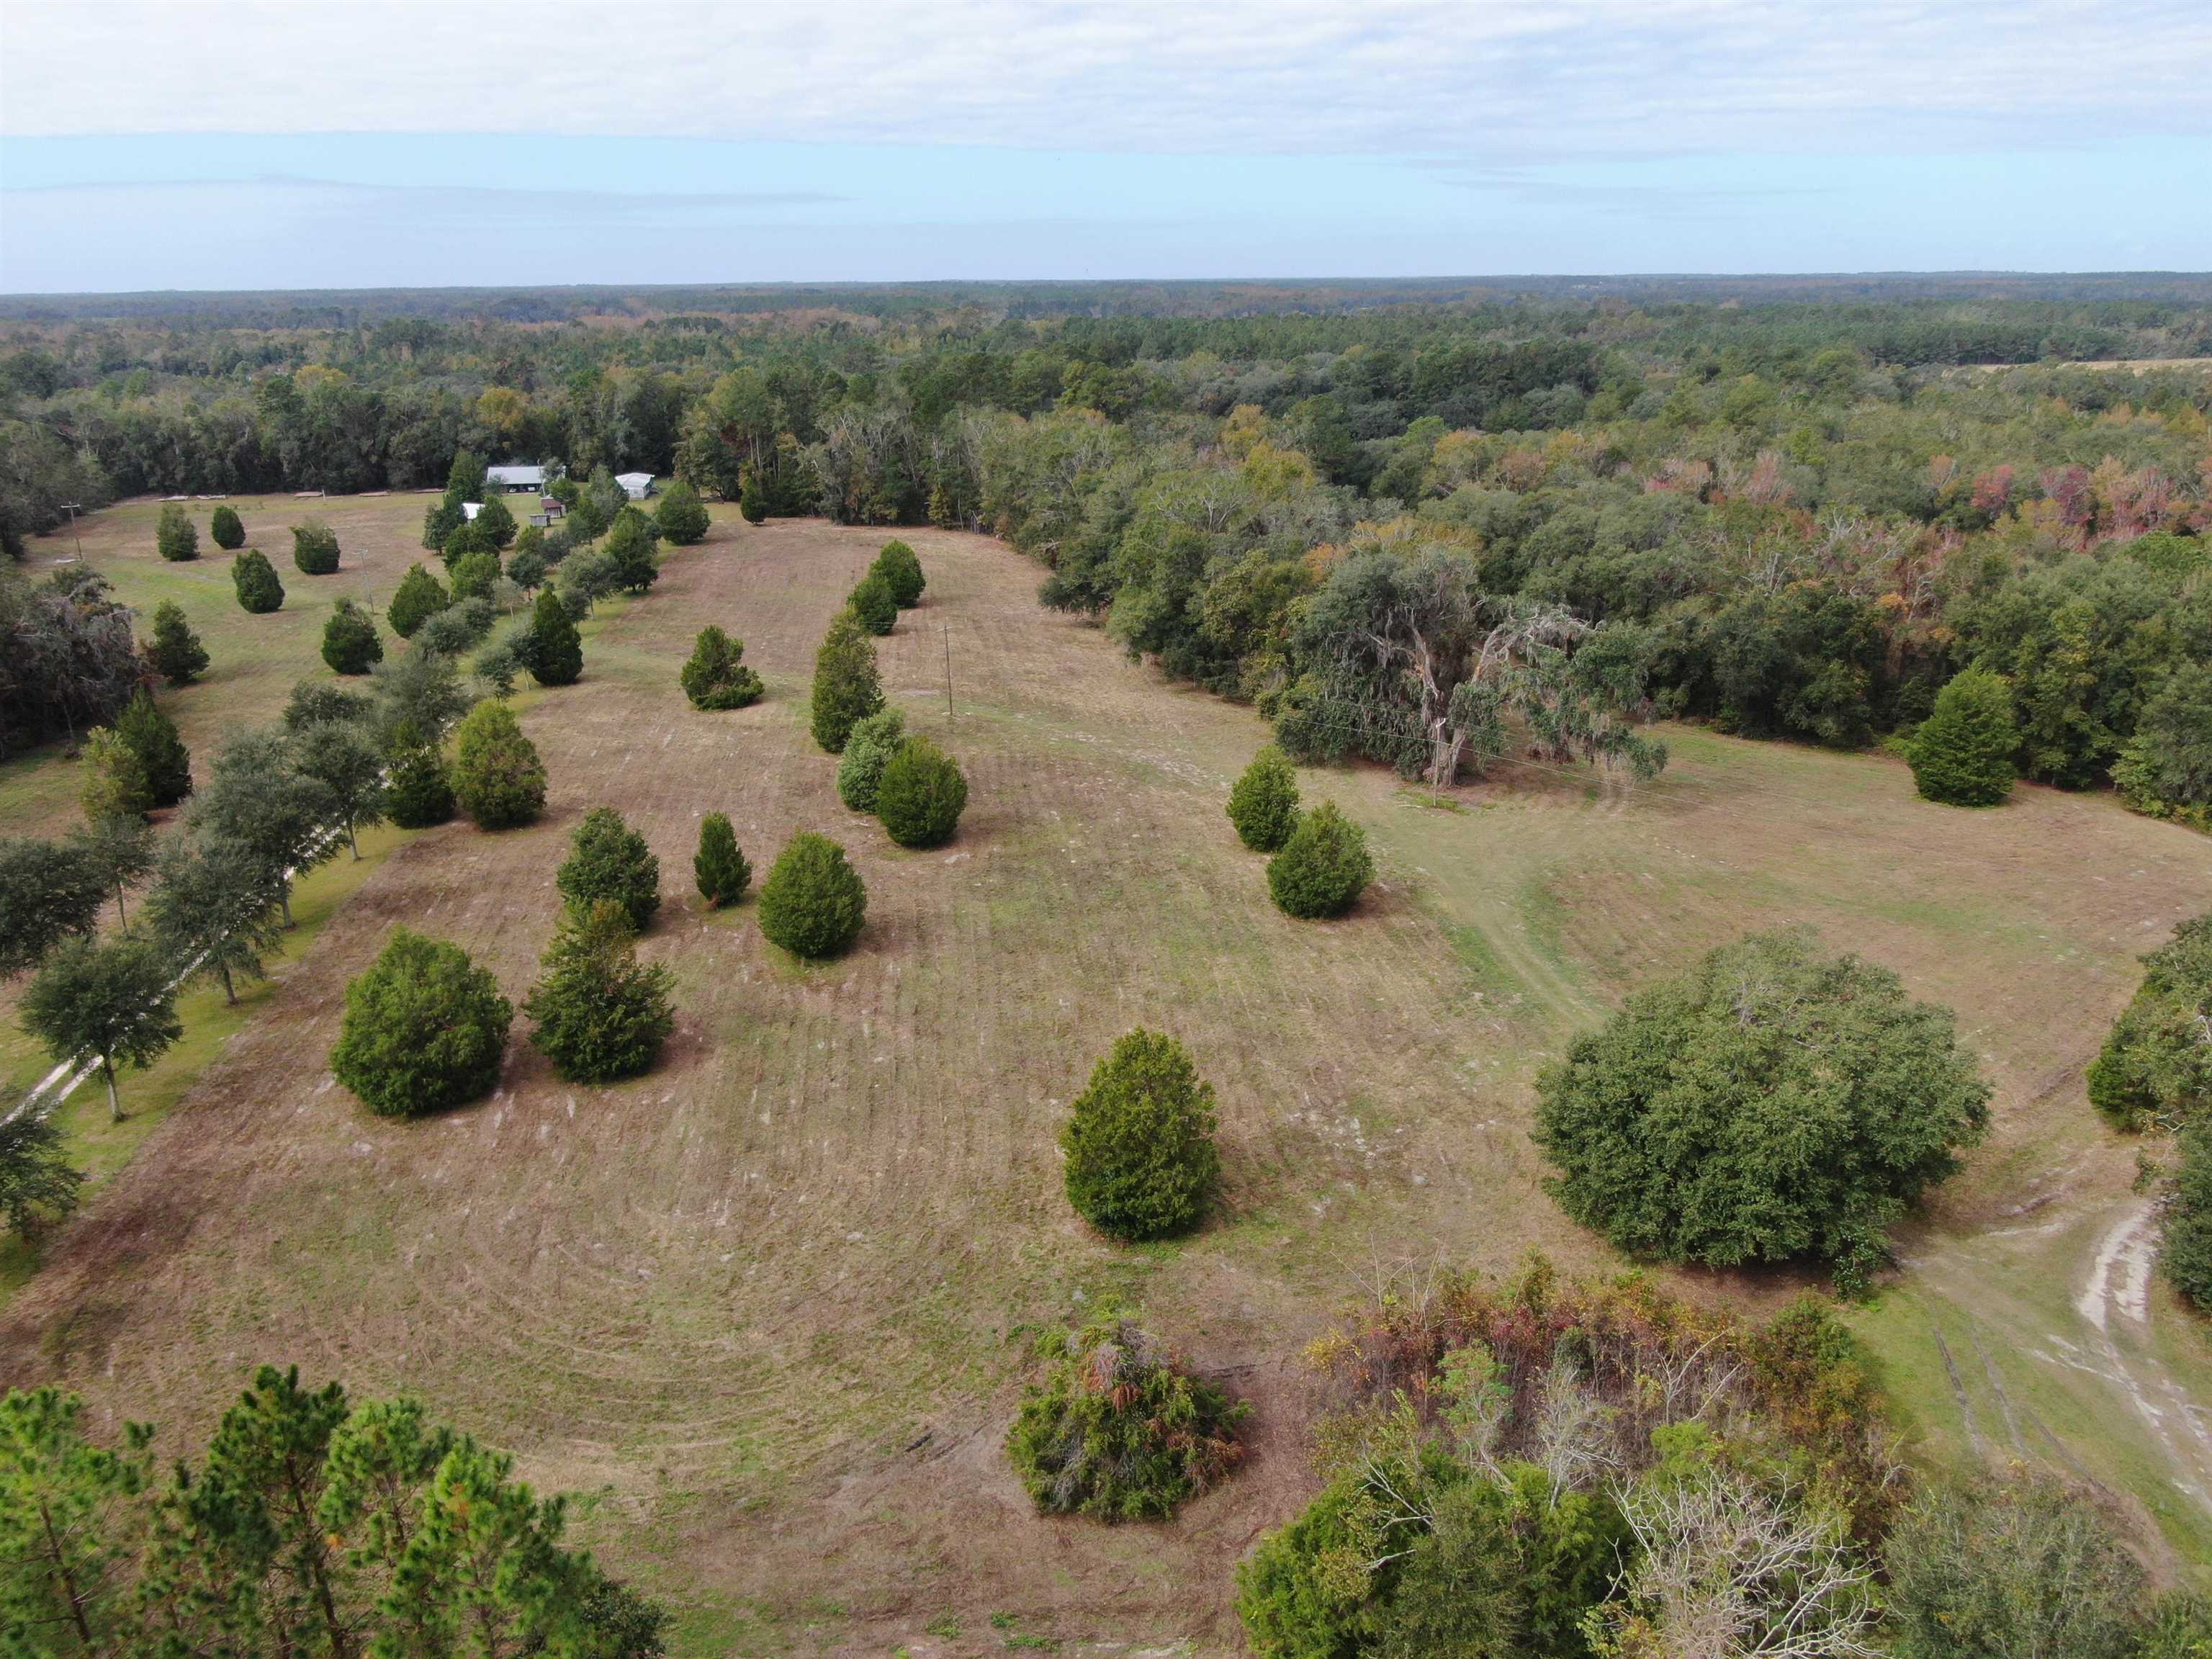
[20,933,181,1122]
[320,598,384,675]
[523,899,676,1084]
[655,479,710,544]
[290,520,341,575]
[474,490,517,549]
[872,539,926,607]
[439,515,492,566]
[529,587,583,686]
[693,812,750,907]
[449,701,546,830]
[0,1110,82,1236]
[148,599,210,685]
[0,837,108,976]
[1227,744,1300,851]
[603,506,661,594]
[1059,1029,1220,1241]
[2164,1126,2212,1312]
[1534,927,1991,1290]
[384,728,456,829]
[876,737,968,848]
[738,475,768,523]
[1906,666,2015,806]
[387,562,451,639]
[449,549,500,602]
[809,608,884,752]
[556,806,661,931]
[2115,660,2212,832]
[0,1372,673,1655]
[155,502,198,562]
[115,688,192,806]
[2089,911,2212,1130]
[331,927,512,1117]
[847,571,897,636]
[1267,799,1372,918]
[757,832,867,960]
[679,625,764,710]
[80,727,151,823]
[834,707,906,812]
[231,547,284,613]
[208,503,245,550]
[1005,1314,1248,1521]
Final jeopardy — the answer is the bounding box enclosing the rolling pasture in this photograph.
[4,496,2209,1652]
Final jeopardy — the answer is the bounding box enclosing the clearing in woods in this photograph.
[3,496,2211,1653]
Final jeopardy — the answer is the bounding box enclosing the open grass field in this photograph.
[4,494,2210,1652]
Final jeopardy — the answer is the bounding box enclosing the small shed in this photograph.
[539,496,565,517]
[616,472,655,500]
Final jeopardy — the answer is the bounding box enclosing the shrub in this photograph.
[387,563,451,639]
[1061,1030,1219,1241]
[739,490,767,525]
[693,812,750,907]
[1267,799,1372,918]
[208,503,245,549]
[1534,927,1991,1286]
[2164,1123,2212,1312]
[529,588,583,686]
[448,549,500,603]
[284,680,372,732]
[523,899,675,1084]
[413,597,493,656]
[809,608,884,752]
[290,520,340,575]
[473,492,516,549]
[757,832,866,959]
[115,688,191,806]
[81,727,150,823]
[556,806,660,931]
[2087,912,2212,1130]
[320,598,384,675]
[449,701,546,830]
[834,708,906,812]
[655,479,710,545]
[876,737,968,848]
[847,572,897,636]
[1227,745,1300,852]
[147,599,209,685]
[385,735,455,829]
[1006,1313,1247,1521]
[331,927,511,1117]
[505,542,547,593]
[231,548,284,613]
[156,502,198,562]
[872,539,925,607]
[678,626,764,710]
[1906,666,2015,806]
[603,506,660,594]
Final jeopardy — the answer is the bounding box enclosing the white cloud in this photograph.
[6,0,2208,157]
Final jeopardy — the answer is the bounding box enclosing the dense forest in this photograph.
[4,279,2208,822]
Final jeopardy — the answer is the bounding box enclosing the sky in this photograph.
[1,0,2209,293]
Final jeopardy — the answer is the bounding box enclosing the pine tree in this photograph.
[209,503,246,549]
[147,599,210,685]
[115,687,192,806]
[810,608,884,753]
[290,519,341,575]
[1226,745,1300,852]
[1907,667,2016,807]
[450,701,546,830]
[655,479,710,545]
[156,502,198,562]
[331,927,511,1116]
[231,547,284,613]
[0,1388,154,1648]
[81,726,151,823]
[523,900,675,1084]
[757,832,867,959]
[555,806,660,930]
[529,588,583,686]
[321,598,385,675]
[693,812,750,907]
[387,563,451,639]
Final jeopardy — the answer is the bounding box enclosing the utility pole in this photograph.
[942,623,955,729]
[60,502,82,559]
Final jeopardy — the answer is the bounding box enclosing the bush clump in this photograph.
[387,563,450,639]
[231,548,284,613]
[412,597,492,656]
[2163,1124,2212,1313]
[529,587,582,686]
[1006,1313,1248,1521]
[1535,927,1991,1289]
[655,479,710,545]
[156,503,198,562]
[209,503,245,549]
[555,806,660,931]
[1061,1029,1219,1241]
[1906,666,2015,806]
[834,707,906,812]
[810,608,884,753]
[2087,911,2212,1129]
[523,899,675,1084]
[757,832,866,960]
[847,571,897,636]
[449,701,546,830]
[679,625,764,710]
[147,600,209,685]
[331,927,511,1117]
[1227,744,1300,852]
[291,520,341,575]
[1267,799,1372,917]
[876,737,968,848]
[871,539,925,608]
[448,549,500,603]
[320,598,383,675]
[693,812,750,907]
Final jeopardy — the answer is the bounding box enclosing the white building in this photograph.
[486,464,549,493]
[616,472,656,500]
[461,500,482,521]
